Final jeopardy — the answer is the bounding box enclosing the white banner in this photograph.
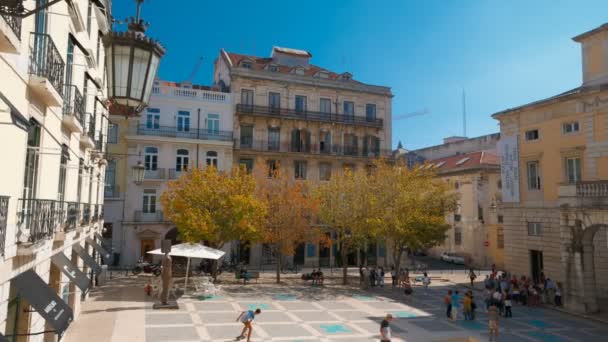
[498,135,520,203]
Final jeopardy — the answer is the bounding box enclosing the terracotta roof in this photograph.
[223,50,356,82]
[425,150,499,174]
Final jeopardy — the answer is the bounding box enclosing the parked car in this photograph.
[440,252,466,264]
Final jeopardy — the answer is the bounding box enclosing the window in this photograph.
[76,158,83,203]
[177,110,190,132]
[269,65,278,72]
[319,131,331,154]
[23,120,41,200]
[497,179,502,189]
[142,189,157,213]
[366,104,376,121]
[497,215,504,223]
[176,149,189,171]
[269,92,281,111]
[267,159,279,178]
[566,157,582,184]
[294,67,305,75]
[241,89,254,107]
[295,95,307,113]
[105,160,116,195]
[65,37,75,85]
[527,222,542,236]
[144,147,158,170]
[344,134,358,156]
[497,226,504,249]
[562,121,580,134]
[294,161,307,179]
[454,228,462,245]
[96,34,102,66]
[86,0,93,36]
[241,61,252,69]
[478,205,484,222]
[454,214,461,222]
[240,125,253,148]
[268,127,280,151]
[291,129,310,153]
[525,129,539,141]
[319,163,331,181]
[146,108,160,129]
[454,181,459,190]
[239,158,253,173]
[343,101,354,117]
[58,144,69,202]
[107,123,118,144]
[207,113,220,134]
[527,161,541,190]
[320,98,332,118]
[363,135,380,157]
[206,151,218,168]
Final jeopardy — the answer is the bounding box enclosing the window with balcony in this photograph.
[566,157,582,184]
[527,161,541,190]
[344,133,358,156]
[363,135,380,157]
[144,147,158,171]
[269,92,281,112]
[87,0,93,36]
[240,125,253,148]
[319,163,331,181]
[176,149,189,171]
[319,131,331,154]
[58,144,68,202]
[267,159,279,178]
[107,123,118,143]
[23,120,41,201]
[295,95,307,113]
[206,151,218,168]
[177,110,190,132]
[320,98,332,118]
[527,222,542,236]
[241,89,254,107]
[454,228,462,245]
[239,158,253,173]
[104,160,116,196]
[142,189,157,213]
[562,121,580,135]
[146,108,160,129]
[343,101,354,118]
[207,113,220,134]
[366,104,377,121]
[65,36,75,85]
[525,129,539,141]
[294,161,307,180]
[268,127,280,151]
[291,129,310,153]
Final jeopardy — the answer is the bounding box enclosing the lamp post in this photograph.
[103,0,165,117]
[132,160,145,184]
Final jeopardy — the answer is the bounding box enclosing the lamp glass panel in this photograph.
[130,48,150,100]
[115,45,131,97]
[142,54,160,106]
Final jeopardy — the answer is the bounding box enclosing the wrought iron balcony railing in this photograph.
[236,104,384,128]
[62,84,85,123]
[144,168,166,179]
[135,124,233,142]
[1,10,22,39]
[28,32,65,95]
[134,210,164,223]
[234,139,387,158]
[81,203,91,225]
[18,198,58,244]
[168,168,187,179]
[64,201,79,231]
[0,196,8,255]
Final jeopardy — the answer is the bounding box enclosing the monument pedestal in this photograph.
[152,301,179,310]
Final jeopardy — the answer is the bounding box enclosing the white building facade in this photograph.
[104,80,233,267]
[0,0,112,340]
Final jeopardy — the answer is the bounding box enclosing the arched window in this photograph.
[144,147,158,170]
[176,149,189,171]
[206,151,218,168]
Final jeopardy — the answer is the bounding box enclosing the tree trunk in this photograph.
[393,248,404,275]
[341,243,348,285]
[276,250,282,283]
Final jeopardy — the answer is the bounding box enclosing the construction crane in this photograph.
[393,108,430,121]
[183,56,204,83]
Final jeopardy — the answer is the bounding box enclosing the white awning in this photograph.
[147,243,225,260]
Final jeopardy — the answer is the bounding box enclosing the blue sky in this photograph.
[114,0,607,149]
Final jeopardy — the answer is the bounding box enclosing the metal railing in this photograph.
[84,113,96,140]
[104,184,120,198]
[1,10,22,39]
[62,84,85,124]
[64,202,79,231]
[168,168,186,179]
[234,139,387,158]
[28,32,65,96]
[81,203,91,225]
[576,181,608,197]
[144,168,166,179]
[134,210,164,223]
[17,198,58,243]
[236,104,384,128]
[0,196,8,255]
[135,124,233,142]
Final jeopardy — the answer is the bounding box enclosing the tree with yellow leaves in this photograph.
[254,165,322,283]
[160,166,266,278]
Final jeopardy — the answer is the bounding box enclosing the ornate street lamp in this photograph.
[103,0,165,117]
[132,160,145,184]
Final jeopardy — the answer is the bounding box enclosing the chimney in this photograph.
[271,46,312,68]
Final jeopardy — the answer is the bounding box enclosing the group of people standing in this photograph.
[443,289,477,321]
[482,269,563,311]
[359,266,386,288]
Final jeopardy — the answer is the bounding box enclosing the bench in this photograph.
[236,271,260,284]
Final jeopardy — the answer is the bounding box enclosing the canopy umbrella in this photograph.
[147,243,225,290]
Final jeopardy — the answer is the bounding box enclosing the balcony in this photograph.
[92,204,99,222]
[81,203,91,226]
[134,124,233,142]
[235,139,390,158]
[80,113,96,149]
[64,202,80,232]
[134,210,164,223]
[151,85,231,104]
[62,85,85,133]
[168,168,186,179]
[17,198,58,245]
[559,181,608,207]
[0,10,22,53]
[236,104,384,128]
[104,184,120,198]
[144,168,166,180]
[0,196,8,256]
[28,33,65,106]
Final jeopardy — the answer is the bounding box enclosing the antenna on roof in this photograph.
[462,89,467,137]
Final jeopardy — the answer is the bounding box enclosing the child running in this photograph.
[235,308,261,341]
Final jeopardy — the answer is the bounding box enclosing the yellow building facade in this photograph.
[493,23,608,313]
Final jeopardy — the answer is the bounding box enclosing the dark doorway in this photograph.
[530,250,544,283]
[294,244,305,265]
[319,232,331,267]
[239,241,250,265]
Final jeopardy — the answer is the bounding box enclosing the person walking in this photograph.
[379,267,385,287]
[488,303,500,342]
[444,290,453,320]
[390,266,397,288]
[422,272,431,291]
[555,282,563,307]
[468,268,477,289]
[235,308,261,341]
[463,292,472,320]
[504,294,513,318]
[451,290,461,321]
[380,314,394,342]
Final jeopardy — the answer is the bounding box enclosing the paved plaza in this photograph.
[65,273,608,342]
